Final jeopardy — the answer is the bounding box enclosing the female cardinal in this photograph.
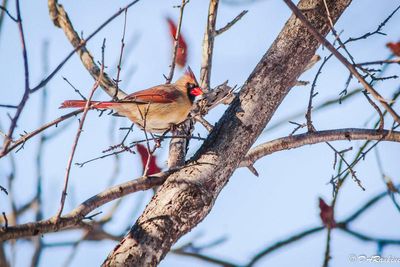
[60,67,203,133]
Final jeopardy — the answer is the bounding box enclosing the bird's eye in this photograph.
[186,83,195,89]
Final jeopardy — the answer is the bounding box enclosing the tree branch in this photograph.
[0,0,30,157]
[0,109,84,158]
[3,127,399,241]
[102,0,353,265]
[165,0,188,84]
[283,0,400,126]
[0,173,170,241]
[240,128,400,169]
[43,0,140,98]
[215,10,247,36]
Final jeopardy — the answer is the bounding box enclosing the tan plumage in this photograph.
[60,68,203,133]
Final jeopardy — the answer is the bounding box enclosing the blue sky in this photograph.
[1,0,400,266]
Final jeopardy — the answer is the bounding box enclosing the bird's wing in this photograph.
[123,85,181,104]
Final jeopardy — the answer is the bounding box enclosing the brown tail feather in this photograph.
[59,100,116,109]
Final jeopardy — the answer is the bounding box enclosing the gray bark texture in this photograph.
[102,0,352,265]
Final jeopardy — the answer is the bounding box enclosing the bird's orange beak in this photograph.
[190,87,203,97]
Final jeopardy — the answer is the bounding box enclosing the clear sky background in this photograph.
[1,0,400,266]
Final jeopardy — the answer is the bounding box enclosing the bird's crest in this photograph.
[176,66,199,87]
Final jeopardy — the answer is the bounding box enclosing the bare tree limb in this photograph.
[240,128,400,169]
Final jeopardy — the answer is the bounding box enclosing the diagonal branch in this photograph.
[55,41,105,219]
[0,172,171,241]
[283,0,400,126]
[215,10,247,36]
[43,0,140,99]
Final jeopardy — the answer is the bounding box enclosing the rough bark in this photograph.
[102,0,352,265]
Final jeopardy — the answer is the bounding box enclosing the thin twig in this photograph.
[76,134,206,168]
[246,227,324,267]
[0,104,18,109]
[322,0,355,65]
[330,89,400,182]
[0,4,17,22]
[305,56,330,131]
[363,91,384,131]
[1,213,7,229]
[62,77,87,100]
[56,40,106,219]
[166,0,188,84]
[113,9,128,99]
[325,141,365,191]
[0,0,30,157]
[0,109,84,158]
[346,4,400,43]
[356,58,400,66]
[215,10,247,36]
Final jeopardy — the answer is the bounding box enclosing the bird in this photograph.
[59,67,203,133]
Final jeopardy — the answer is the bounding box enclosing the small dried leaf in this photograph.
[166,17,188,68]
[136,144,161,175]
[386,42,400,56]
[319,197,336,228]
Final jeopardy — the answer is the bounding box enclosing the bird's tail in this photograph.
[59,100,117,109]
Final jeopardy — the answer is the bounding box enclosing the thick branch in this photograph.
[0,174,168,241]
[102,0,352,266]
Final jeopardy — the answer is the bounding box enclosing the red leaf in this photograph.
[318,197,336,228]
[166,17,187,68]
[136,144,161,175]
[386,42,400,56]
